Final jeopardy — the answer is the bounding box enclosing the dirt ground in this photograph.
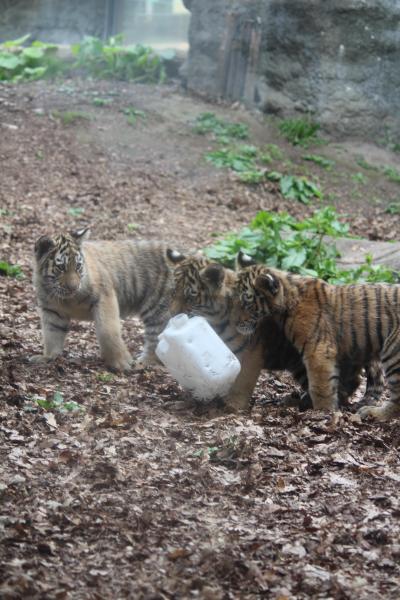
[1,79,400,599]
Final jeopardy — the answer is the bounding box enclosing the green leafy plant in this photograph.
[330,255,398,285]
[123,106,146,126]
[127,223,140,231]
[279,117,320,146]
[385,202,400,215]
[33,391,83,412]
[72,35,166,83]
[263,143,284,161]
[383,166,400,184]
[279,175,322,204]
[205,145,258,172]
[53,111,91,125]
[238,170,266,184]
[0,261,23,278]
[203,207,397,284]
[97,372,114,383]
[356,157,379,172]
[92,97,113,107]
[351,172,367,184]
[193,112,248,143]
[303,154,334,170]
[0,35,64,82]
[67,207,85,216]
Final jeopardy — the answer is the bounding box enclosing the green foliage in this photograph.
[0,35,64,82]
[0,261,23,278]
[303,154,334,170]
[351,172,367,184]
[92,97,113,107]
[355,158,400,184]
[206,144,322,202]
[71,35,166,83]
[123,106,146,126]
[206,145,257,172]
[385,202,400,215]
[356,157,379,172]
[193,112,248,143]
[67,207,85,216]
[383,166,400,184]
[199,116,321,201]
[279,175,322,204]
[263,143,284,161]
[329,255,398,285]
[33,391,83,412]
[127,223,140,231]
[204,207,396,284]
[97,372,114,382]
[53,111,91,125]
[279,118,320,146]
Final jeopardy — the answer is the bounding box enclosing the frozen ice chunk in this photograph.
[156,314,241,400]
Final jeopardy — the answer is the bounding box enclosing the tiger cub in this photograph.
[167,251,382,411]
[233,264,396,420]
[32,229,185,371]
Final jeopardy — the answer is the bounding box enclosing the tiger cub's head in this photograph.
[166,250,234,323]
[233,252,284,335]
[34,228,89,298]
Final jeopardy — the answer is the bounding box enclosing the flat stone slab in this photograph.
[334,237,400,272]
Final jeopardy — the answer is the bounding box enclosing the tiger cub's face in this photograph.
[167,251,231,320]
[34,229,89,299]
[232,267,269,335]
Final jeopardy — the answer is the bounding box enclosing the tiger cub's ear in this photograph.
[166,248,186,264]
[255,273,280,296]
[71,228,90,245]
[200,264,224,289]
[236,250,257,270]
[34,235,55,260]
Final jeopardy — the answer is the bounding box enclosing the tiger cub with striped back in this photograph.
[167,251,383,411]
[233,264,396,420]
[32,229,185,371]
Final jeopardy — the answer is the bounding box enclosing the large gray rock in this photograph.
[186,0,400,138]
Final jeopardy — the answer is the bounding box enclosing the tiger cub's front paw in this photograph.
[105,351,133,373]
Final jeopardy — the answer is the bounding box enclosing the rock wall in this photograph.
[185,0,400,138]
[0,0,107,44]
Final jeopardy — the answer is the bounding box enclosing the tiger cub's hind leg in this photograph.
[360,361,385,406]
[304,346,339,411]
[359,343,400,421]
[136,310,168,367]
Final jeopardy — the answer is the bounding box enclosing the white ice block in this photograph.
[156,314,241,400]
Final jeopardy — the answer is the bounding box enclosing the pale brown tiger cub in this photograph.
[32,229,185,371]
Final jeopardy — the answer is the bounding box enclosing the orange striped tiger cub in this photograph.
[233,264,396,420]
[32,229,185,371]
[167,251,382,411]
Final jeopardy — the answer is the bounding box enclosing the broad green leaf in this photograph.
[22,46,45,60]
[0,54,21,70]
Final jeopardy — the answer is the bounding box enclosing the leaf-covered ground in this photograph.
[1,79,400,599]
